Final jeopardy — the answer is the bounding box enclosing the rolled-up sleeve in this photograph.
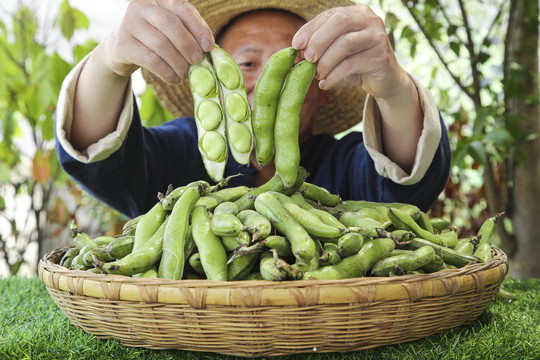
[362,74,443,185]
[55,52,134,163]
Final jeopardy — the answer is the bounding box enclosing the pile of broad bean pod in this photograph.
[59,171,500,281]
[59,46,500,280]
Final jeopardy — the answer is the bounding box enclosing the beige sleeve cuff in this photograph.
[362,75,442,185]
[55,53,134,164]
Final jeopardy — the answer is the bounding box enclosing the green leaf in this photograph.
[12,7,38,61]
[450,41,461,56]
[451,139,472,168]
[447,24,458,37]
[477,51,490,64]
[472,108,491,135]
[139,87,172,127]
[0,141,19,167]
[0,18,6,34]
[50,53,72,96]
[484,127,515,146]
[0,162,11,183]
[468,140,487,165]
[73,39,98,63]
[56,0,90,40]
[9,259,24,276]
[41,115,56,141]
[2,109,15,144]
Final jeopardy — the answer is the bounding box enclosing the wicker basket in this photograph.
[39,246,508,357]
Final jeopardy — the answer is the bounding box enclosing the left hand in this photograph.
[291,4,408,101]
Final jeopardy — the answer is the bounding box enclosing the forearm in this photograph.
[374,70,423,174]
[71,42,131,151]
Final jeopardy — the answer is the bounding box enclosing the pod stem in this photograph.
[274,250,303,280]
[92,254,108,274]
[69,219,79,237]
[211,173,243,192]
[227,242,264,264]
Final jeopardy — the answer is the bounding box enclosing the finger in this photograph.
[140,2,204,65]
[318,52,371,91]
[302,11,367,64]
[157,0,215,52]
[315,29,379,80]
[127,19,191,79]
[291,8,340,50]
[125,32,185,84]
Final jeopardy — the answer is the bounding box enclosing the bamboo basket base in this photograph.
[40,247,508,357]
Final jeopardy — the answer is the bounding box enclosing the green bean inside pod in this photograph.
[209,45,254,165]
[188,56,228,181]
[197,100,223,131]
[200,131,227,162]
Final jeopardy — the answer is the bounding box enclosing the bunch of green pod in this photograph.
[61,175,501,281]
[189,55,228,181]
[209,45,254,165]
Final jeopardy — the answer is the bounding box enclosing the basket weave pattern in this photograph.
[39,247,508,357]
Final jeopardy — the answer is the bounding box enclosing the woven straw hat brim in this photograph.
[142,0,366,135]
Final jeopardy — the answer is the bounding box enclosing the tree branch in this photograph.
[457,0,482,108]
[401,0,474,99]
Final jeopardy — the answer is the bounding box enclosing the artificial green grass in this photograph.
[0,277,538,360]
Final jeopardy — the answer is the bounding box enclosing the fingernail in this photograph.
[292,33,306,49]
[319,80,327,90]
[191,50,203,64]
[200,35,214,52]
[304,47,315,62]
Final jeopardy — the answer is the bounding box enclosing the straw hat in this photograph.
[142,0,366,135]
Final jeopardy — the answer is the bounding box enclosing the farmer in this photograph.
[55,0,451,218]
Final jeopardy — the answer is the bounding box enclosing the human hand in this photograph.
[101,0,214,84]
[291,4,408,101]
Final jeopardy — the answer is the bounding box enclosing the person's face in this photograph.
[220,10,327,144]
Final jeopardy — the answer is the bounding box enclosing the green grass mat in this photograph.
[0,277,538,360]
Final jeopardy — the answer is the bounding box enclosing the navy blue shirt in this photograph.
[56,105,451,218]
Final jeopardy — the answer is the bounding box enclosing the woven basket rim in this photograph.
[39,246,508,307]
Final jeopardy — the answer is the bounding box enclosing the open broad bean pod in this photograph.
[188,56,228,181]
[210,45,254,166]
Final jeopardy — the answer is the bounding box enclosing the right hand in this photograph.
[102,0,215,84]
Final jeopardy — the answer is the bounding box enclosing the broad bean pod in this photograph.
[210,45,254,165]
[189,56,228,181]
[191,205,228,281]
[252,46,298,166]
[254,192,318,271]
[159,186,200,280]
[274,60,317,188]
